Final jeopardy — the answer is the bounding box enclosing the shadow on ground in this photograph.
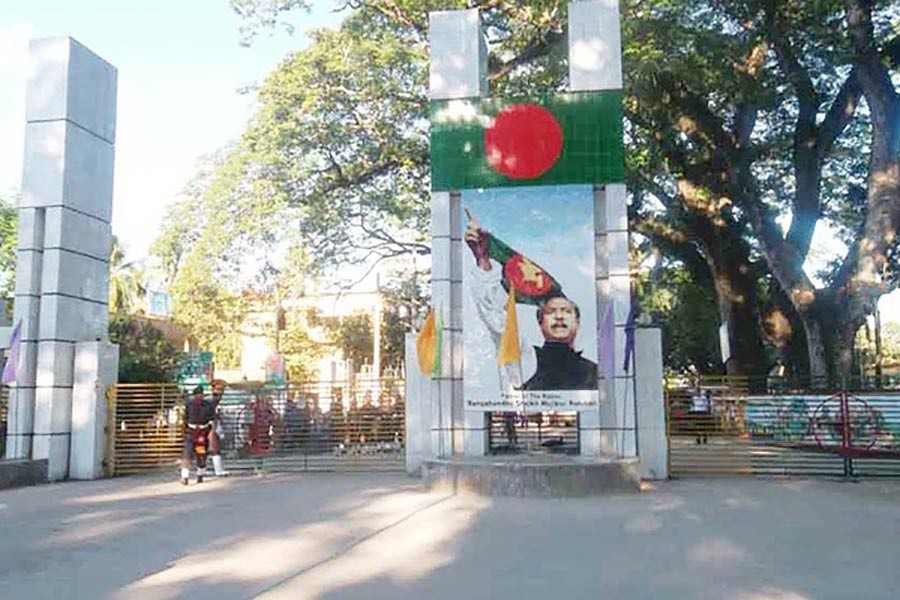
[1,473,898,599]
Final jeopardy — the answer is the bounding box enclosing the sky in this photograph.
[0,0,342,260]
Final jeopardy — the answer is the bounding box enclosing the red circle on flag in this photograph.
[484,103,563,179]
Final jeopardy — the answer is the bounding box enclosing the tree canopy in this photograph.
[153,0,898,381]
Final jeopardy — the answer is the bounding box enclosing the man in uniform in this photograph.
[180,386,217,485]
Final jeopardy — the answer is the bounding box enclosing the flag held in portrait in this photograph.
[497,287,521,366]
[416,307,442,376]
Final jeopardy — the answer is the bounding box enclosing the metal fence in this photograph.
[666,377,900,477]
[110,379,406,476]
[110,383,183,475]
[488,411,580,455]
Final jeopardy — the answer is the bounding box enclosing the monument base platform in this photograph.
[0,459,48,490]
[422,455,642,497]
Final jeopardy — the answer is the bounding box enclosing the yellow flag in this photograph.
[498,287,521,366]
[416,308,438,375]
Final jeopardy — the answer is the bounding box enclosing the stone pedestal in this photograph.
[423,455,641,497]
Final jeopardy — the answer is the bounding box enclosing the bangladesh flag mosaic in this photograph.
[430,91,624,191]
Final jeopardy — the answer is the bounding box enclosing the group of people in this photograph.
[180,379,230,485]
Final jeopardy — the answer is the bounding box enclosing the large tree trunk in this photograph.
[700,222,769,380]
[800,314,829,385]
[799,294,867,388]
[714,264,767,379]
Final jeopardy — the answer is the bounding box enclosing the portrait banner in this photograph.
[462,184,599,412]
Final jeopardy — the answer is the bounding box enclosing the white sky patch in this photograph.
[0,23,33,198]
[0,2,343,263]
[878,289,900,324]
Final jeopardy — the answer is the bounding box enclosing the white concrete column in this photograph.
[595,185,635,457]
[429,10,488,457]
[13,37,117,480]
[635,328,667,479]
[568,1,631,456]
[69,341,118,479]
[404,333,432,474]
[5,207,44,459]
[568,0,624,92]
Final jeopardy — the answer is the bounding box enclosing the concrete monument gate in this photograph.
[406,1,667,494]
[3,37,119,482]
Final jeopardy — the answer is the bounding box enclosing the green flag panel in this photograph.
[430,91,624,191]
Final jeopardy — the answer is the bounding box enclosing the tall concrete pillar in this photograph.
[566,1,634,457]
[6,37,117,480]
[428,10,488,457]
[635,328,667,479]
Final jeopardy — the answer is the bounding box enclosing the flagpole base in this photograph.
[422,454,642,497]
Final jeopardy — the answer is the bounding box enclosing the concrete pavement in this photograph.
[1,472,898,599]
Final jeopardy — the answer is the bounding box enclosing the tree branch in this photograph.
[816,68,861,154]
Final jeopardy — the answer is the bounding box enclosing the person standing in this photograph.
[180,386,216,485]
[209,379,230,476]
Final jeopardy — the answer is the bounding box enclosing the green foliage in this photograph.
[272,307,326,380]
[856,321,900,374]
[637,264,724,375]
[108,313,183,383]
[151,150,260,369]
[238,8,432,272]
[324,312,373,368]
[108,236,147,314]
[170,262,245,369]
[0,197,17,317]
[379,267,429,369]
[230,0,311,45]
[219,0,897,380]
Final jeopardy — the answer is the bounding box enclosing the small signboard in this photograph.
[177,351,215,391]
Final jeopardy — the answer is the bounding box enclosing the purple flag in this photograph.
[598,301,615,380]
[622,309,635,374]
[2,320,22,384]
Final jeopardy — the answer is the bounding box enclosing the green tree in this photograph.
[269,306,327,380]
[627,0,900,383]
[109,236,147,314]
[0,196,17,318]
[151,151,260,369]
[227,0,898,383]
[108,313,183,383]
[325,312,373,368]
[637,262,724,375]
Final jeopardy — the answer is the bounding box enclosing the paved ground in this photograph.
[0,472,898,600]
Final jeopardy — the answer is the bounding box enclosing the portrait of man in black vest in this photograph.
[522,293,597,391]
